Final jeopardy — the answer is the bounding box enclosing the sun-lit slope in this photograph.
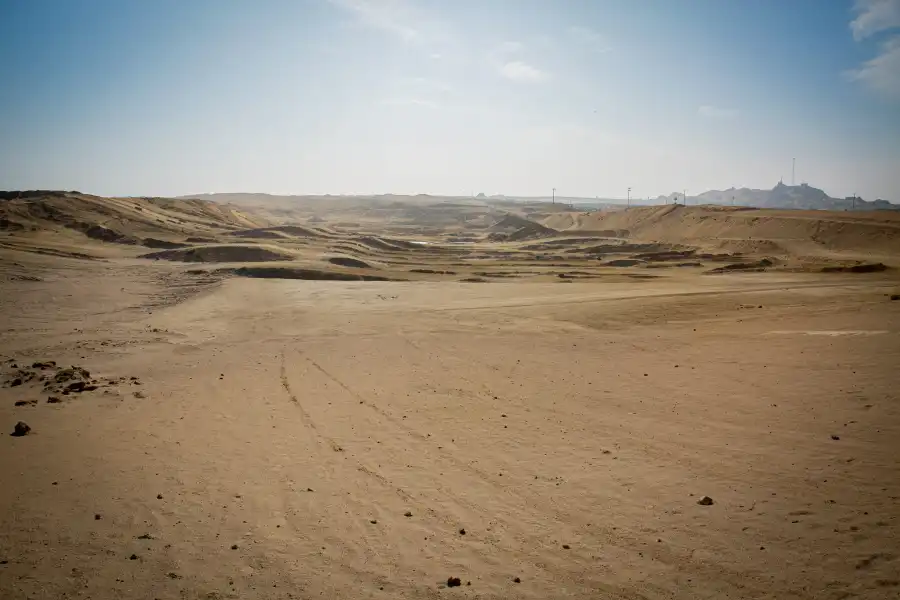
[0,191,269,246]
[541,204,900,259]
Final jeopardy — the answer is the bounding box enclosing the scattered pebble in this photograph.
[404,511,413,517]
[447,577,461,587]
[459,528,466,535]
[513,577,521,583]
[129,554,138,560]
[231,544,238,550]
[156,494,163,499]
[831,435,840,441]
[562,544,570,549]
[94,514,102,520]
[697,496,715,506]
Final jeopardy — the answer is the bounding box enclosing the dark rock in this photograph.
[459,528,466,535]
[831,435,840,441]
[404,511,413,517]
[891,294,900,301]
[47,396,62,404]
[562,544,570,549]
[94,514,102,520]
[447,577,462,587]
[137,533,153,540]
[231,544,238,550]
[11,421,31,436]
[65,381,86,393]
[10,378,23,387]
[513,577,521,583]
[32,361,56,369]
[14,399,36,406]
[129,554,138,560]
[697,496,714,506]
[157,494,163,499]
[55,367,90,383]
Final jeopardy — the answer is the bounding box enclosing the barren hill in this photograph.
[541,204,900,261]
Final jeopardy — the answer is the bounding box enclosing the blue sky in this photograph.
[1,0,898,200]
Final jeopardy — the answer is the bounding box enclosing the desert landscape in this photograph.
[1,190,899,599]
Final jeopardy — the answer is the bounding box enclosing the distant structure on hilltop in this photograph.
[654,181,898,211]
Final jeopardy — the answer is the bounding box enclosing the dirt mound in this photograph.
[229,229,288,239]
[706,258,775,274]
[141,245,294,263]
[604,259,645,267]
[821,262,889,273]
[142,238,189,249]
[220,267,397,281]
[82,225,139,245]
[267,225,327,237]
[328,257,373,269]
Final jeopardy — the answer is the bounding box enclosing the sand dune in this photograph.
[542,204,900,261]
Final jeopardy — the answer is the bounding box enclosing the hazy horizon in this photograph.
[2,0,899,201]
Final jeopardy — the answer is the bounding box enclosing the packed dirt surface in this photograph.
[2,192,900,599]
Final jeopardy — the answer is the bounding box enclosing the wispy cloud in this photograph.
[850,0,900,40]
[499,61,547,83]
[489,41,548,84]
[568,26,611,52]
[698,105,739,119]
[848,0,900,99]
[328,0,419,41]
[846,36,900,99]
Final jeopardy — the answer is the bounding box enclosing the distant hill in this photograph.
[655,182,898,211]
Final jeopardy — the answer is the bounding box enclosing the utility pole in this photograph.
[552,187,555,205]
[852,193,856,211]
[792,158,796,186]
[627,187,631,208]
[683,189,687,206]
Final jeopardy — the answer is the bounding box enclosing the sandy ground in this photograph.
[2,255,899,599]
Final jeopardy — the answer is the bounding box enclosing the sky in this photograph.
[1,0,899,201]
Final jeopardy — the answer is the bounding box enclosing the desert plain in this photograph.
[1,191,899,599]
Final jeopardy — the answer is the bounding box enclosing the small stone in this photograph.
[890,294,899,301]
[458,528,466,535]
[831,435,840,441]
[447,577,461,587]
[404,511,413,517]
[697,496,714,506]
[129,554,138,560]
[47,396,62,404]
[370,519,378,524]
[513,577,521,583]
[11,421,30,437]
[94,514,102,520]
[231,544,238,550]
[156,494,163,499]
[10,378,23,387]
[14,399,36,406]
